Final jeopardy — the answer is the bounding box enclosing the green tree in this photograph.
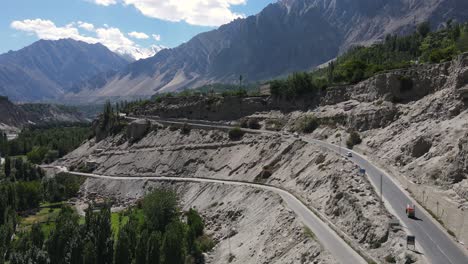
[142,190,178,232]
[82,238,97,264]
[30,223,44,249]
[86,206,114,264]
[187,209,204,239]
[135,229,150,264]
[147,231,162,264]
[417,22,431,37]
[4,156,11,178]
[114,225,132,264]
[458,29,468,52]
[186,209,204,257]
[46,206,82,264]
[161,222,187,264]
[15,181,42,211]
[346,131,363,149]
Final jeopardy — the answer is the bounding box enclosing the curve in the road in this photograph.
[60,170,367,264]
[131,116,468,263]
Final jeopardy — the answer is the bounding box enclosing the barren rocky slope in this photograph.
[57,125,412,262]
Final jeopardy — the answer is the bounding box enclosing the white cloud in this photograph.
[89,0,117,6]
[10,19,97,43]
[78,21,95,31]
[152,34,161,41]
[10,19,163,60]
[128,31,149,39]
[86,0,246,27]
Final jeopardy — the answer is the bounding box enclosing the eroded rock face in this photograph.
[408,137,432,158]
[447,134,468,186]
[455,53,468,88]
[321,61,451,105]
[126,119,150,142]
[347,103,399,131]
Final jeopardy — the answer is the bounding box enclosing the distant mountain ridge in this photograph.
[0,39,128,101]
[69,0,468,102]
[0,96,88,132]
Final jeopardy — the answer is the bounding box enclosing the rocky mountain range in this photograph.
[0,96,88,133]
[1,0,467,103]
[0,39,128,102]
[69,0,468,102]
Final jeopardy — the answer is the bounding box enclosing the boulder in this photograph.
[408,137,432,158]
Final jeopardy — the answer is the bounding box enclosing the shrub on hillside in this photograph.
[346,131,362,149]
[180,123,191,135]
[294,116,320,134]
[239,118,260,129]
[228,127,244,141]
[240,118,262,130]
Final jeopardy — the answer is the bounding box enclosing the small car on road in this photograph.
[347,152,353,157]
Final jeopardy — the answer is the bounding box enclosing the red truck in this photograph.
[406,204,416,218]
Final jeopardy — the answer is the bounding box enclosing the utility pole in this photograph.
[339,134,342,156]
[239,75,243,89]
[380,174,384,213]
[228,227,236,259]
[459,208,466,243]
[228,232,231,257]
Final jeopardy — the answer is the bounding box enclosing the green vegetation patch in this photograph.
[8,190,214,264]
[346,131,362,149]
[270,22,468,98]
[303,226,316,241]
[1,124,91,164]
[294,115,320,134]
[228,127,245,140]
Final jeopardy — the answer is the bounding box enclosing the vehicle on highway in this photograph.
[406,204,416,218]
[347,152,353,157]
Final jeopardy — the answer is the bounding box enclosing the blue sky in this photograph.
[0,0,275,59]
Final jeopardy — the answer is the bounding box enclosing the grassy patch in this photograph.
[196,234,216,252]
[111,209,145,239]
[19,204,64,238]
[111,212,129,239]
[303,226,316,240]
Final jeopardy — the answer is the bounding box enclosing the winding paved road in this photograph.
[308,139,468,264]
[131,116,468,263]
[51,168,366,264]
